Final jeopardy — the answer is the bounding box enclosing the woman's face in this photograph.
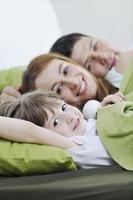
[35,59,97,104]
[71,36,120,77]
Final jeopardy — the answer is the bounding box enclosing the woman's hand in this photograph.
[2,86,21,98]
[101,92,125,106]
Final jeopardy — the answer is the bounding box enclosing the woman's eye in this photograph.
[62,104,67,111]
[56,85,63,95]
[63,66,69,75]
[53,118,59,127]
[86,62,92,70]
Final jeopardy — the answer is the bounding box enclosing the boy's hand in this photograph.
[101,92,125,106]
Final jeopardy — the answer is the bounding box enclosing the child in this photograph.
[0,89,125,169]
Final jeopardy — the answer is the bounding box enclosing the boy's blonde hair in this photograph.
[0,90,60,127]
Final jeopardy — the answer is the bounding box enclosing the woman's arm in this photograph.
[101,92,125,106]
[2,86,21,97]
[82,92,125,119]
[0,116,77,149]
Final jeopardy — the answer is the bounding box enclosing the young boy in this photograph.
[1,89,124,169]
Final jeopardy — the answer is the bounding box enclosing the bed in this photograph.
[1,1,133,199]
[0,58,133,200]
[0,166,133,200]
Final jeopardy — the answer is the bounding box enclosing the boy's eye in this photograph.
[53,118,59,127]
[56,85,63,95]
[62,103,67,111]
[63,66,69,75]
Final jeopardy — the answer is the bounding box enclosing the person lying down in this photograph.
[0,89,129,169]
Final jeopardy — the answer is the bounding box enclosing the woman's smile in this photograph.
[78,78,86,95]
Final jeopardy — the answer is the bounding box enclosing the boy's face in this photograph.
[71,36,120,77]
[44,101,87,137]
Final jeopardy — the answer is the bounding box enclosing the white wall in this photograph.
[0,0,61,69]
[52,0,133,49]
[1,0,133,69]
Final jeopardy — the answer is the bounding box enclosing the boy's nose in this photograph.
[66,115,73,124]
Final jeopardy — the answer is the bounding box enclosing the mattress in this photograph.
[0,166,133,200]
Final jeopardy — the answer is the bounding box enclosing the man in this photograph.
[50,33,121,77]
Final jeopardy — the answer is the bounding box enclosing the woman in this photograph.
[19,53,118,108]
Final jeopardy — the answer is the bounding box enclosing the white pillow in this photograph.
[0,0,62,69]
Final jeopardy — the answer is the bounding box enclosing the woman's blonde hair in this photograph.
[0,90,60,127]
[19,53,117,107]
[19,53,77,94]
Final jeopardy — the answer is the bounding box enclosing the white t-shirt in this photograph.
[105,67,123,88]
[105,46,133,88]
[67,118,114,169]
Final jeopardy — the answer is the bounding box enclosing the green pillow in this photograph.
[0,66,77,175]
[97,61,133,170]
[0,138,77,176]
[0,67,25,93]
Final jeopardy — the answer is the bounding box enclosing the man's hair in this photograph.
[50,33,87,57]
[0,90,59,127]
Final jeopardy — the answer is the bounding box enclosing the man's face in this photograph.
[71,36,120,77]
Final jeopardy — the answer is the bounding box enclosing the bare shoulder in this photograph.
[115,50,133,74]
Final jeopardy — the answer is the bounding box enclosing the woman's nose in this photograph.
[65,78,79,95]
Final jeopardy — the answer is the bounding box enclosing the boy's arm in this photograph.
[0,116,77,149]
